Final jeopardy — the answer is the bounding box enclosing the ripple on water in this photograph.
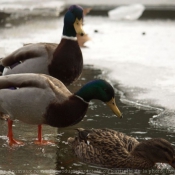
[149,110,175,132]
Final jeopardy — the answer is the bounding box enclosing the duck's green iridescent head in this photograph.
[75,79,123,118]
[63,5,85,37]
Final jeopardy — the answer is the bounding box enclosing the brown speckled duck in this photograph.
[0,5,85,86]
[68,128,175,169]
[0,74,122,146]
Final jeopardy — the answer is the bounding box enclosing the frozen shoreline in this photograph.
[81,17,175,112]
[0,16,175,112]
[0,0,175,19]
[0,8,175,130]
[65,0,175,8]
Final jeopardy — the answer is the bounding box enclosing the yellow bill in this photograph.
[74,18,85,36]
[106,98,123,118]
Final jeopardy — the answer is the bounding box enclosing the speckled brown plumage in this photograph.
[68,128,175,169]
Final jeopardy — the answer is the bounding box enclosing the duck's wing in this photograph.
[0,43,57,68]
[68,136,103,165]
[100,128,139,152]
[23,42,58,47]
[0,73,71,97]
[120,133,139,152]
[77,128,139,151]
[0,73,53,116]
[0,73,51,89]
[23,43,58,62]
[74,128,125,151]
[0,73,71,120]
[40,74,72,96]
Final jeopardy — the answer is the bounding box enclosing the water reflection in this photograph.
[0,65,174,174]
[55,65,174,174]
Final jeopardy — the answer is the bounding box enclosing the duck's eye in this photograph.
[77,22,79,25]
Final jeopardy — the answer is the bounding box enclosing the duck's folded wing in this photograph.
[23,42,58,61]
[0,43,57,67]
[77,128,124,151]
[88,133,124,151]
[23,42,58,47]
[0,73,48,89]
[73,140,104,165]
[40,74,71,95]
[100,128,139,151]
[71,129,128,167]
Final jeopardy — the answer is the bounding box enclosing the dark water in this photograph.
[55,65,175,175]
[0,65,174,175]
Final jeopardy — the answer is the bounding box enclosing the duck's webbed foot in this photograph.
[34,140,55,145]
[9,138,24,147]
[34,125,55,145]
[7,119,24,146]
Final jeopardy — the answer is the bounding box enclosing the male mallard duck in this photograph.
[68,128,175,169]
[0,5,85,86]
[0,74,122,146]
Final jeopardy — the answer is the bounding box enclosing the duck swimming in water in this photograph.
[0,5,85,86]
[68,128,175,169]
[0,74,122,146]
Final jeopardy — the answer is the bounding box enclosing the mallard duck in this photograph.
[0,74,122,146]
[68,128,175,169]
[0,5,85,86]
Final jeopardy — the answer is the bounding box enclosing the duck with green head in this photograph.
[0,5,85,86]
[0,74,123,146]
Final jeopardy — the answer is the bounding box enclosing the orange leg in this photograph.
[7,119,23,146]
[38,124,42,143]
[34,125,54,145]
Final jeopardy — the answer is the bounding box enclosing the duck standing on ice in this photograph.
[0,75,123,146]
[0,5,85,86]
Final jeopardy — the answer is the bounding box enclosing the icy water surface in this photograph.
[0,15,175,174]
[0,66,174,175]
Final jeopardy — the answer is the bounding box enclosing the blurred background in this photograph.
[0,0,175,23]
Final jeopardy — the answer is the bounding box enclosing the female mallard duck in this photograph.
[68,128,175,169]
[0,74,122,146]
[0,5,85,86]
